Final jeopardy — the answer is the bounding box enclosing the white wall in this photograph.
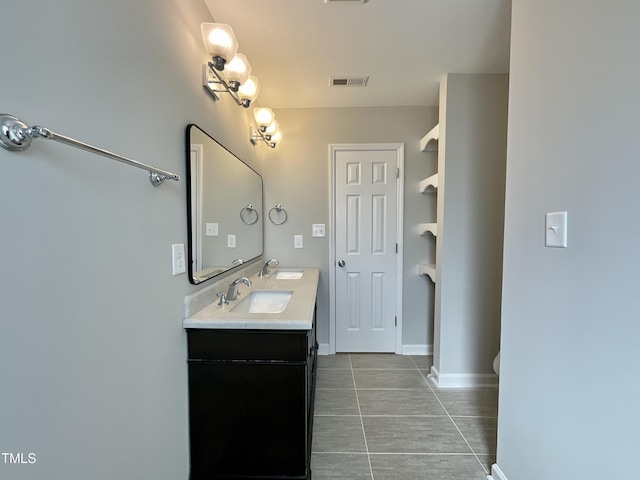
[261,107,438,351]
[433,74,508,384]
[0,1,264,479]
[497,1,640,478]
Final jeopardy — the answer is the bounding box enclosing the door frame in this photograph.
[328,143,405,354]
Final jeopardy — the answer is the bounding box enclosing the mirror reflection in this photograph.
[186,124,263,284]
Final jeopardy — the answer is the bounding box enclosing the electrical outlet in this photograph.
[294,235,303,248]
[312,224,326,237]
[227,234,236,248]
[172,244,186,275]
[206,223,218,236]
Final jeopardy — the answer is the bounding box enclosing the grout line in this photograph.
[316,355,494,476]
[367,452,481,456]
[415,363,492,475]
[349,354,375,480]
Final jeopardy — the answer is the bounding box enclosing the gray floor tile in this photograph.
[312,416,367,453]
[350,353,416,369]
[369,454,488,480]
[311,352,498,477]
[410,355,433,370]
[362,416,471,454]
[452,416,497,455]
[317,354,352,369]
[311,453,372,480]
[434,388,499,416]
[357,389,446,416]
[315,388,360,416]
[353,369,428,389]
[316,368,355,389]
[476,454,496,474]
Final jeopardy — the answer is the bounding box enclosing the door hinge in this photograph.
[395,316,397,327]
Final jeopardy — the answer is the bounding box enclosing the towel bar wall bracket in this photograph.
[0,114,180,187]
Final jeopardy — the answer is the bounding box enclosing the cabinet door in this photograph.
[188,361,308,479]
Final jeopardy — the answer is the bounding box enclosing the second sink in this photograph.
[274,269,304,280]
[231,290,293,314]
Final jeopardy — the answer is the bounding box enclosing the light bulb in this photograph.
[224,53,251,91]
[201,23,238,69]
[238,76,260,104]
[269,129,283,146]
[254,108,275,128]
[264,120,279,137]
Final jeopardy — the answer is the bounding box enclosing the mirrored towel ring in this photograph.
[268,204,288,225]
[240,204,259,225]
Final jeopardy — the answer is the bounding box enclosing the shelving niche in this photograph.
[418,123,439,284]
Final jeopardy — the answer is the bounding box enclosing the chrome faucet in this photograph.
[217,292,229,306]
[259,258,279,277]
[226,276,252,301]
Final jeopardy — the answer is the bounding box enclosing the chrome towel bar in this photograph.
[0,114,180,186]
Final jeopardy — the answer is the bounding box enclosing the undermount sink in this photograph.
[274,269,304,280]
[231,290,293,314]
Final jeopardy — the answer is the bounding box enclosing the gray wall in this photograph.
[0,1,264,478]
[496,1,640,478]
[434,74,508,382]
[261,107,438,350]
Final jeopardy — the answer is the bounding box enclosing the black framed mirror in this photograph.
[186,124,263,284]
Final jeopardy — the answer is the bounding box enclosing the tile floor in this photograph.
[311,354,497,480]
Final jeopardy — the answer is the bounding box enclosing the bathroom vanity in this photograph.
[183,268,319,480]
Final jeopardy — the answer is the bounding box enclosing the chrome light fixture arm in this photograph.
[203,63,251,108]
[250,126,276,148]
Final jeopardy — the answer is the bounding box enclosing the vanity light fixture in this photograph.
[201,23,259,108]
[250,108,283,148]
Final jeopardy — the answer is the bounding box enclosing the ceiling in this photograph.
[203,0,512,109]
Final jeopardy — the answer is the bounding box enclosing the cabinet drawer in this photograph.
[187,329,309,361]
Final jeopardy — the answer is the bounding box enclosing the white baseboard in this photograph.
[317,344,433,356]
[486,464,508,480]
[401,344,433,355]
[427,366,498,389]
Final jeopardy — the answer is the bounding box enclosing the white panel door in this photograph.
[335,148,398,352]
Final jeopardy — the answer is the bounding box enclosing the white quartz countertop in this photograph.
[182,267,319,330]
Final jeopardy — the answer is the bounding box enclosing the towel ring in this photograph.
[240,204,259,225]
[269,204,288,225]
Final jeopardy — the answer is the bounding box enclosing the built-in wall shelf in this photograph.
[418,263,436,282]
[419,173,438,193]
[418,223,437,237]
[420,124,439,152]
[418,126,438,286]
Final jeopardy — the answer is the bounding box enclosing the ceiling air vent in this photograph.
[330,76,369,87]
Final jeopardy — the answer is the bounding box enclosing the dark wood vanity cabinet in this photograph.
[186,313,317,480]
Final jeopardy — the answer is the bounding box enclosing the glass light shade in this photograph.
[238,76,260,103]
[270,129,283,146]
[201,23,238,63]
[264,120,279,136]
[254,108,275,128]
[224,53,251,87]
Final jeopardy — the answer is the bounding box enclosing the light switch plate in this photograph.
[172,244,186,275]
[312,224,326,237]
[205,223,218,236]
[294,235,303,248]
[227,234,236,248]
[545,211,568,248]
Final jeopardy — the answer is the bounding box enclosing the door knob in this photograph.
[338,260,345,267]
